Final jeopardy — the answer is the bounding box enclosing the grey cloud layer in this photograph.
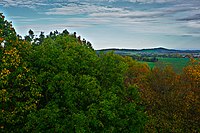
[45,3,124,15]
[44,0,200,31]
[0,0,195,8]
[1,0,200,36]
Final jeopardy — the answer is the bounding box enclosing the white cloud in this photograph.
[8,16,27,19]
[187,21,200,29]
[45,3,123,15]
[90,10,162,18]
[0,0,64,8]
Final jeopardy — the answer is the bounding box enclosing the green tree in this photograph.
[28,29,34,40]
[0,13,41,132]
[1,13,147,132]
[25,35,147,132]
[62,29,69,35]
[24,35,32,42]
[39,31,45,44]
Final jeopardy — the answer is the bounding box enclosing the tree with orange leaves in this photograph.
[180,58,200,132]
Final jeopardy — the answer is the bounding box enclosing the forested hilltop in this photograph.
[1,14,199,133]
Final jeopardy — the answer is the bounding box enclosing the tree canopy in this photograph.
[1,13,146,132]
[1,13,199,133]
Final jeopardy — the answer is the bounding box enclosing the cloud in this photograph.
[64,17,112,25]
[6,0,197,39]
[177,14,200,21]
[8,16,27,19]
[43,0,199,23]
[186,21,200,29]
[0,0,69,8]
[89,8,188,19]
[2,0,200,40]
[0,0,41,8]
[11,17,65,24]
[45,2,123,15]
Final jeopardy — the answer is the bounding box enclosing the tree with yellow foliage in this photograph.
[180,58,200,132]
[0,13,41,132]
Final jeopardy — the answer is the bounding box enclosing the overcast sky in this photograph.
[0,0,200,50]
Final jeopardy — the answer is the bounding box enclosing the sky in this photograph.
[0,0,200,50]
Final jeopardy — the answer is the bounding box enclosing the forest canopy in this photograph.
[1,13,200,133]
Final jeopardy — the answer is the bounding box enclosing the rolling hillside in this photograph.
[97,47,200,55]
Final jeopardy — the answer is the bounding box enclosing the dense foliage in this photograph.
[0,13,42,132]
[1,13,199,133]
[1,14,146,132]
[128,60,200,132]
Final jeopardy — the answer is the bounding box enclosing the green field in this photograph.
[141,57,190,73]
[139,61,155,69]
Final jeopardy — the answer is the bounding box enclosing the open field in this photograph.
[141,57,190,73]
[97,48,200,73]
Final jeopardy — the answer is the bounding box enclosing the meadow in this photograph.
[97,48,199,74]
[142,57,190,73]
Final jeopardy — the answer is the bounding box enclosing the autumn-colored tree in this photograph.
[0,13,41,132]
[137,62,200,132]
[179,59,200,132]
[142,66,184,132]
[122,56,150,87]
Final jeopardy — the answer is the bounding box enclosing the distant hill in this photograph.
[96,47,200,54]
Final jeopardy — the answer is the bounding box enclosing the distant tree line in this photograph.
[129,55,158,62]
